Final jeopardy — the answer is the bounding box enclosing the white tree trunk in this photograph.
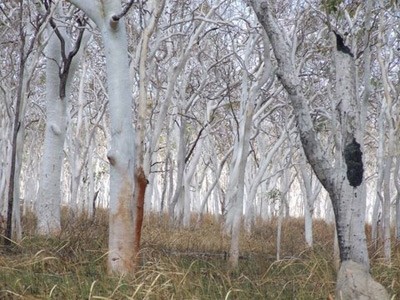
[68,0,136,274]
[36,16,89,234]
[182,138,204,227]
[226,79,255,268]
[250,1,388,298]
[277,168,290,261]
[371,101,385,249]
[245,119,293,232]
[333,36,369,266]
[376,12,396,263]
[168,113,186,222]
[101,13,136,275]
[394,158,400,243]
[36,32,67,235]
[298,158,321,248]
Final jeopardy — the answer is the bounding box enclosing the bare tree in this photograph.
[36,2,88,235]
[250,1,388,298]
[3,0,49,245]
[66,0,137,274]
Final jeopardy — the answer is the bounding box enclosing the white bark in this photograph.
[334,35,369,266]
[250,1,387,297]
[277,168,290,261]
[251,0,367,264]
[376,11,397,263]
[36,31,67,235]
[136,0,165,173]
[395,158,400,243]
[68,0,136,274]
[336,261,389,300]
[371,102,385,249]
[226,38,258,267]
[245,118,293,232]
[148,4,220,173]
[5,1,51,241]
[198,145,233,221]
[36,17,88,234]
[182,137,204,227]
[168,113,186,222]
[298,153,322,248]
[226,97,253,268]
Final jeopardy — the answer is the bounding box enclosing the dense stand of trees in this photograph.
[1,0,400,297]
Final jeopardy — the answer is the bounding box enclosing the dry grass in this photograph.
[0,210,397,299]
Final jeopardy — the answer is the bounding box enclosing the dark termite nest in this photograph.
[334,31,353,57]
[344,138,363,187]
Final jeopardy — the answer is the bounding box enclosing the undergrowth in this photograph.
[0,209,397,299]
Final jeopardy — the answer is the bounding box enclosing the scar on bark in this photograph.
[134,166,148,267]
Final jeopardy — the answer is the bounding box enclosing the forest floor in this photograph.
[0,209,399,299]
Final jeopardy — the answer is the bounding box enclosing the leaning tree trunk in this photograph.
[250,1,388,298]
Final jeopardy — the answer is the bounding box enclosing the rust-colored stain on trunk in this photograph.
[108,178,135,274]
[134,166,147,267]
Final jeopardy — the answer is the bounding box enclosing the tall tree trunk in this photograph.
[168,113,186,223]
[37,15,88,234]
[250,1,388,298]
[101,13,136,275]
[376,10,397,263]
[36,31,66,235]
[68,0,136,274]
[5,9,26,245]
[394,158,400,246]
[133,0,165,267]
[226,85,254,269]
[5,0,44,244]
[298,155,321,248]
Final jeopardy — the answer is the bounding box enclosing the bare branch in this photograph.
[112,0,139,22]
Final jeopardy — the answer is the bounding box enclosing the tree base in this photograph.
[336,260,389,300]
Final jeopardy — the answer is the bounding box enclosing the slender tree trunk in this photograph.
[394,158,400,246]
[227,92,254,269]
[376,11,396,263]
[298,161,321,248]
[382,154,392,263]
[6,51,24,246]
[168,113,186,223]
[5,2,28,245]
[372,101,385,250]
[133,0,165,265]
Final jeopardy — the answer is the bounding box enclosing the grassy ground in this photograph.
[0,210,398,299]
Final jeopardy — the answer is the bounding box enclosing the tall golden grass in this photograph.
[0,209,397,299]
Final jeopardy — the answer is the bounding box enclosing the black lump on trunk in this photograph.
[334,31,353,57]
[344,138,363,187]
